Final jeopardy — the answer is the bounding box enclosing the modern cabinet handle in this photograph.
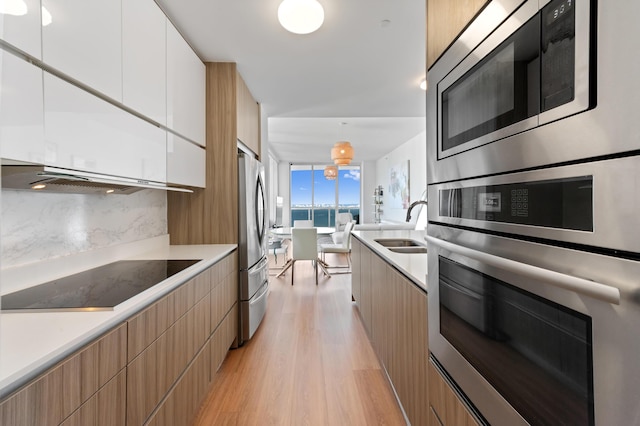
[426,236,621,305]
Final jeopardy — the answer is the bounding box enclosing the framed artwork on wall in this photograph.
[389,160,410,209]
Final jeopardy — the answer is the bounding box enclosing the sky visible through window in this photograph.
[290,168,360,207]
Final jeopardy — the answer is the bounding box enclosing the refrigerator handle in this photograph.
[248,256,269,275]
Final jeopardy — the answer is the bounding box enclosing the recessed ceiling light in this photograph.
[380,19,391,28]
[0,0,28,16]
[278,0,324,35]
[32,184,46,190]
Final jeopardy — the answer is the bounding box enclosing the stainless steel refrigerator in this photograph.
[237,152,269,345]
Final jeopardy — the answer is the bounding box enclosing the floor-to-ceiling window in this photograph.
[290,165,361,226]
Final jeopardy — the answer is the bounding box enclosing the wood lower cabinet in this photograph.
[429,358,479,426]
[351,239,429,425]
[351,237,362,305]
[0,251,238,426]
[60,370,126,426]
[0,324,126,426]
[126,296,211,425]
[126,252,238,426]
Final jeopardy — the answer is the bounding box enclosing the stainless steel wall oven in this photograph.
[426,1,640,422]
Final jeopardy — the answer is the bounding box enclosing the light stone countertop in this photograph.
[0,238,237,399]
[351,229,428,292]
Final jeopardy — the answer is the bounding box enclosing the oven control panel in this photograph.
[439,175,593,231]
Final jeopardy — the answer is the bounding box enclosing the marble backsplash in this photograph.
[1,189,167,268]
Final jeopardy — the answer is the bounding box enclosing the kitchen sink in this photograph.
[375,238,422,247]
[388,246,428,254]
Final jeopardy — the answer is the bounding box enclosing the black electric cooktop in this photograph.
[1,259,201,312]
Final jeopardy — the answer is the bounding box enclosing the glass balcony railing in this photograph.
[291,207,360,227]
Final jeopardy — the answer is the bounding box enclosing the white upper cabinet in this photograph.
[167,23,205,146]
[122,0,167,125]
[0,50,45,163]
[43,72,167,183]
[166,133,205,188]
[0,0,42,58]
[42,0,122,101]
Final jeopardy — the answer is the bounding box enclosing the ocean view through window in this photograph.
[290,165,360,227]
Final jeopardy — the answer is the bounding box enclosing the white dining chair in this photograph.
[331,212,353,244]
[320,221,355,273]
[291,227,319,285]
[293,220,314,228]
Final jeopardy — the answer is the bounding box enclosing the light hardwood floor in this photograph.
[193,253,407,425]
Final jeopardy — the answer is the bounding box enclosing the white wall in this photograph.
[360,161,377,224]
[278,162,291,226]
[375,131,427,227]
[1,189,167,268]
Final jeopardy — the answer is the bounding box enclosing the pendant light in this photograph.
[331,122,354,166]
[324,165,338,180]
[331,141,354,166]
[278,0,324,34]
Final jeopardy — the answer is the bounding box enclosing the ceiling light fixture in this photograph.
[0,0,28,16]
[420,78,427,91]
[331,141,354,166]
[331,122,354,166]
[324,165,338,180]
[278,0,324,35]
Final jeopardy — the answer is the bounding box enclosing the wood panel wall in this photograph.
[236,74,261,157]
[168,62,239,245]
[427,0,489,68]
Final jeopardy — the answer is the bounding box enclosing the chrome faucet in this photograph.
[405,200,428,222]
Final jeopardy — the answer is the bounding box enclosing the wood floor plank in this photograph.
[193,257,406,425]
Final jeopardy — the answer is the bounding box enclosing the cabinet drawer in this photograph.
[127,296,211,426]
[210,267,238,334]
[145,342,211,426]
[60,370,126,426]
[210,303,238,376]
[429,358,480,426]
[127,267,213,362]
[0,324,126,425]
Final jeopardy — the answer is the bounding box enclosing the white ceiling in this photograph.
[155,0,427,163]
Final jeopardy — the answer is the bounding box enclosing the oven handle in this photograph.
[426,236,621,305]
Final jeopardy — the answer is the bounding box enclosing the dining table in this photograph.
[269,227,335,277]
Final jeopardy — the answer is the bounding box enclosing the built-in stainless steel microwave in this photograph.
[439,0,590,157]
[427,0,640,183]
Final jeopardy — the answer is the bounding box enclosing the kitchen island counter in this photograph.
[0,237,236,399]
[351,229,428,292]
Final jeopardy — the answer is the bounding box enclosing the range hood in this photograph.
[1,164,194,195]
